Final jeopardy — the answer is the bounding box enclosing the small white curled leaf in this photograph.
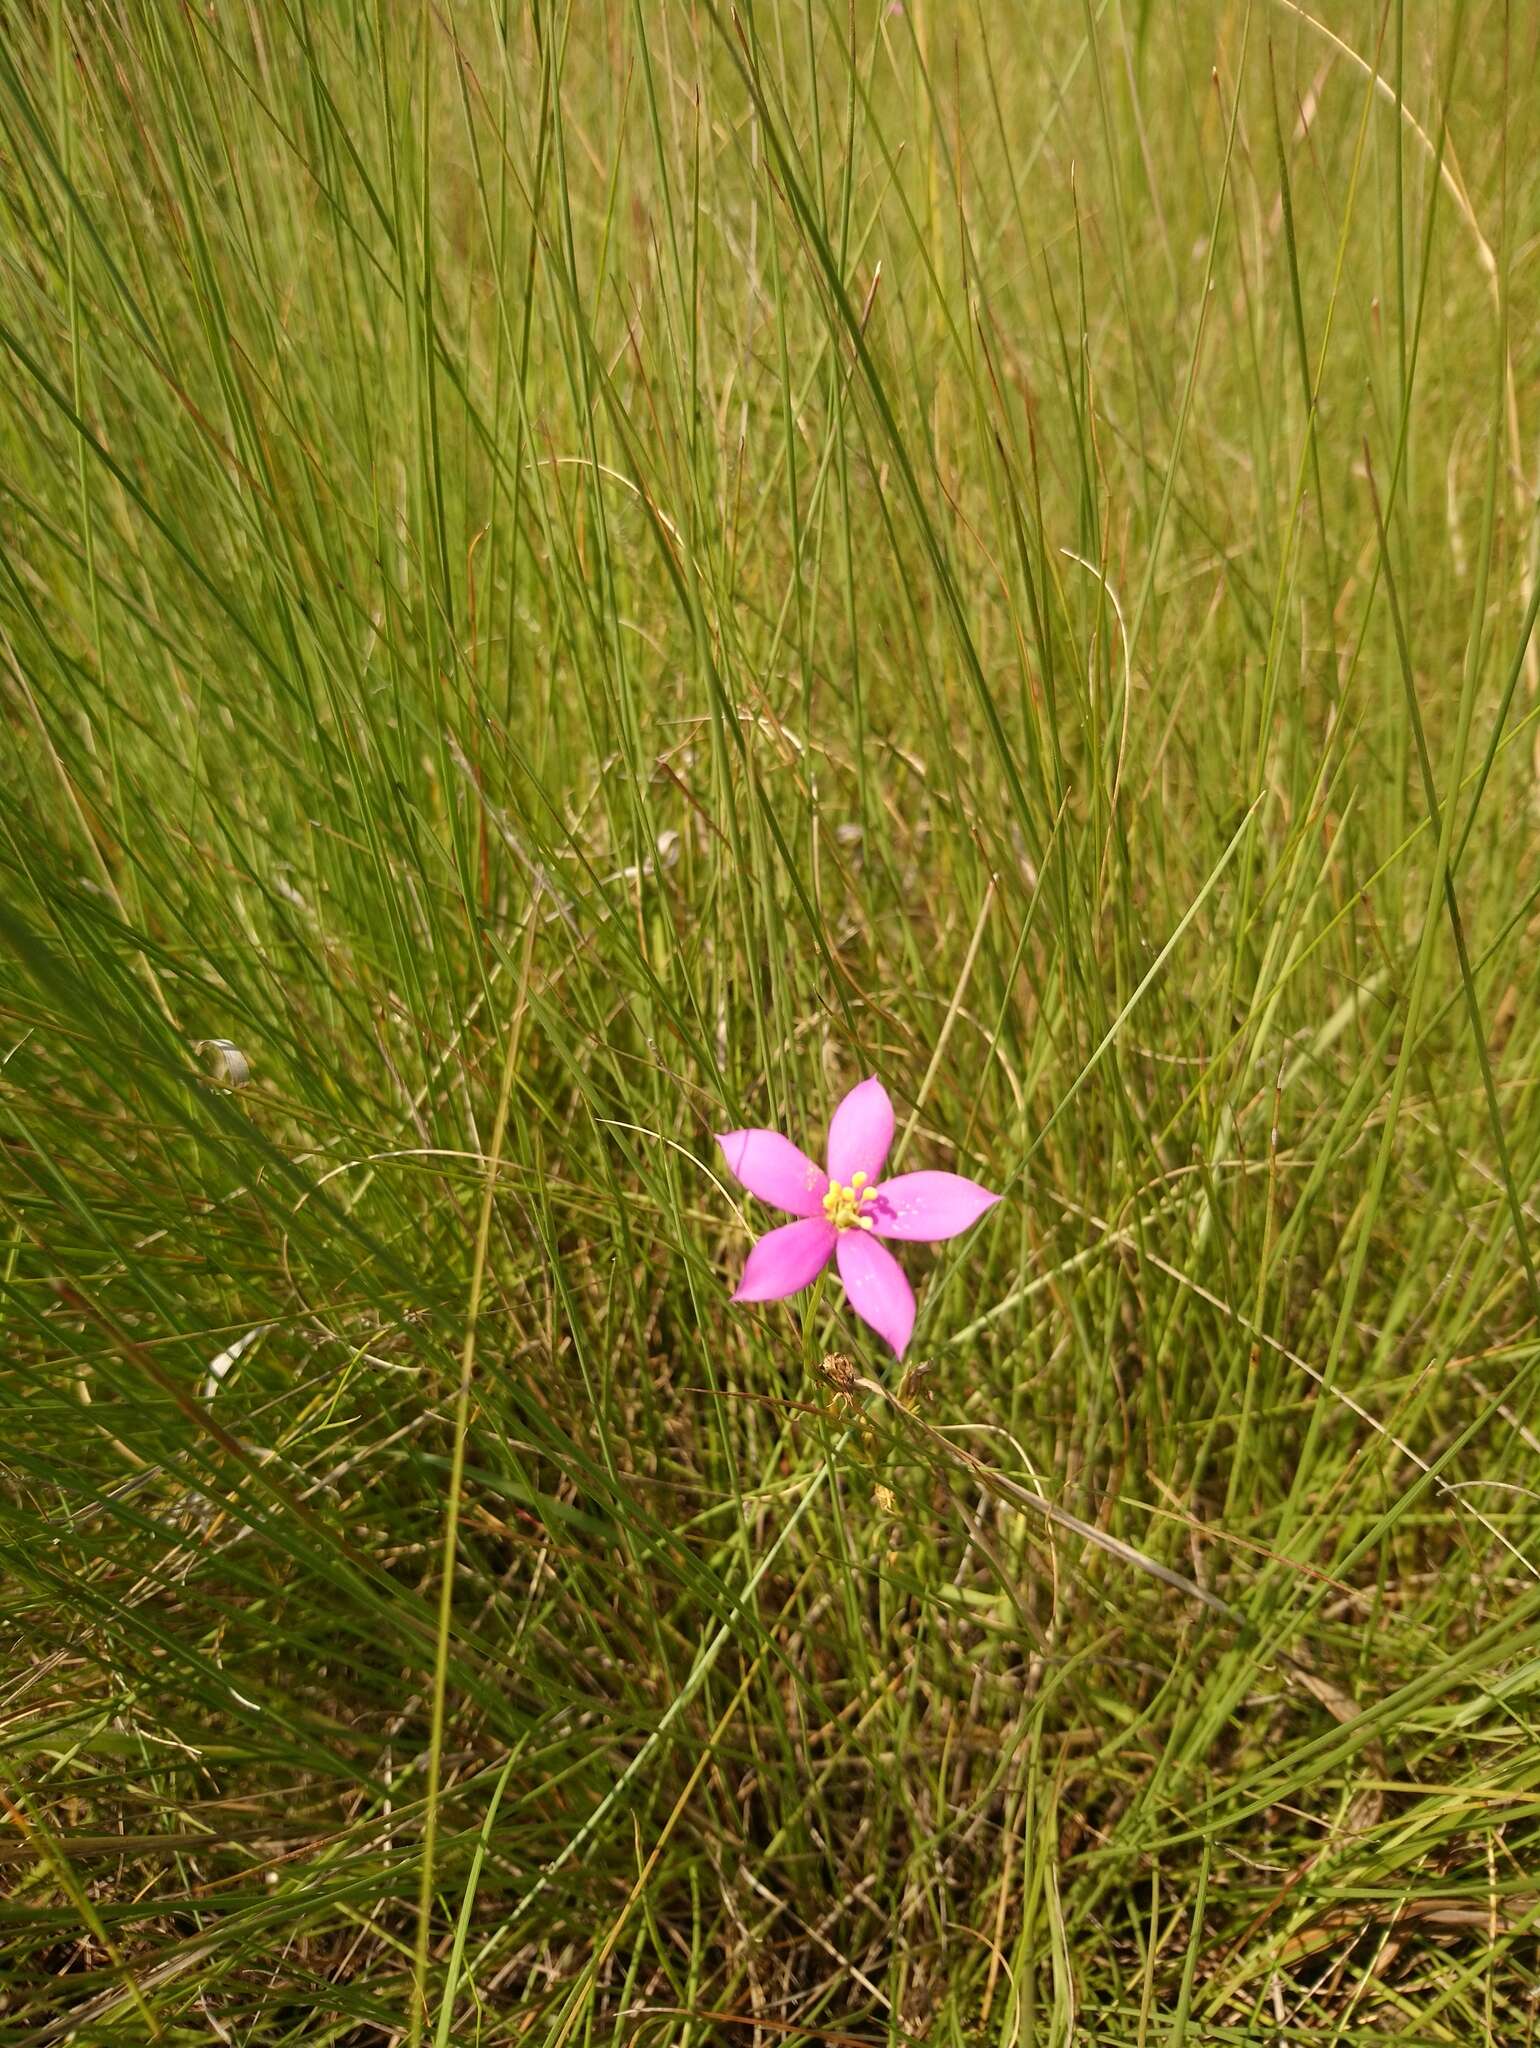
[202,1325,265,1402]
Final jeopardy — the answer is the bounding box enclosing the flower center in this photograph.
[822,1172,876,1233]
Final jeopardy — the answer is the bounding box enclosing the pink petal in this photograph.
[825,1075,895,1185]
[716,1130,829,1216]
[732,1219,836,1302]
[867,1171,1000,1242]
[835,1231,916,1358]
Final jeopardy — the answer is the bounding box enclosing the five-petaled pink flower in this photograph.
[716,1075,1000,1358]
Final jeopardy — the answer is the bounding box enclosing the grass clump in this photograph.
[3,3,1540,2041]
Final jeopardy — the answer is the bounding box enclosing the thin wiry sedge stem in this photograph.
[410,906,536,2044]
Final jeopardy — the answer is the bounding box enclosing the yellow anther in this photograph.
[822,1178,876,1232]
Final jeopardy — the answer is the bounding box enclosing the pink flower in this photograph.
[716,1075,1000,1358]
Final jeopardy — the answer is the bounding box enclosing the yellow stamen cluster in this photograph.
[822,1170,875,1233]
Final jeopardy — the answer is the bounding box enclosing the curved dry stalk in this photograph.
[852,1368,1373,1736]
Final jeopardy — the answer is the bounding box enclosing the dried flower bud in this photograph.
[817,1351,857,1395]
